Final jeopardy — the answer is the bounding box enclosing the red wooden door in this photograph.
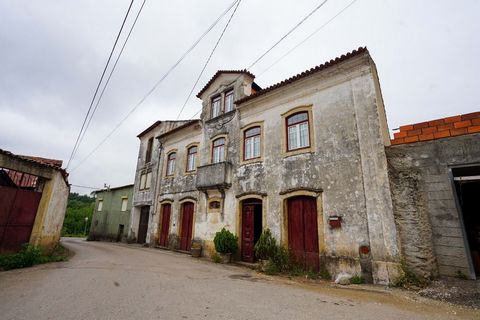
[179,202,194,251]
[137,206,149,244]
[241,204,255,262]
[0,186,42,253]
[159,204,171,247]
[287,196,319,272]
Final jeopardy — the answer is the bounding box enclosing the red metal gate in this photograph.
[0,186,42,253]
[179,202,194,251]
[287,196,319,272]
[159,204,171,247]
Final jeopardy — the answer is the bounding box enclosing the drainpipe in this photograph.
[150,138,164,246]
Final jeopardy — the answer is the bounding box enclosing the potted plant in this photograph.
[191,241,202,258]
[213,227,238,263]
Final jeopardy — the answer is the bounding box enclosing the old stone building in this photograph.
[388,113,480,280]
[88,184,133,242]
[129,47,403,284]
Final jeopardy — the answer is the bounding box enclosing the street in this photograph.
[0,238,477,320]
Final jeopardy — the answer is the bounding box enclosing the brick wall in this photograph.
[391,112,480,145]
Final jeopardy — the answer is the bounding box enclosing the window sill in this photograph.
[206,110,236,123]
[282,147,315,159]
[239,158,263,166]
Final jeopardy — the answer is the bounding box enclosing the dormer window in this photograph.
[224,90,234,113]
[212,96,221,118]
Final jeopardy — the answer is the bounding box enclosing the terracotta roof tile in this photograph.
[235,47,368,105]
[196,70,256,98]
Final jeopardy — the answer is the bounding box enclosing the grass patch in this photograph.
[350,275,365,284]
[0,244,69,271]
[211,252,222,263]
[391,259,429,289]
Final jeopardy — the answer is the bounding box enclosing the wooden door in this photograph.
[179,202,194,251]
[137,206,149,244]
[287,196,319,272]
[241,204,255,262]
[159,204,171,247]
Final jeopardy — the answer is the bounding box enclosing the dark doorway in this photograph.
[241,199,262,263]
[159,204,171,247]
[137,206,149,244]
[454,169,480,276]
[179,202,194,251]
[287,196,319,272]
[116,224,124,242]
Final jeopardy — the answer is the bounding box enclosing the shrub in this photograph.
[254,228,277,260]
[211,252,222,263]
[392,259,429,289]
[350,275,365,284]
[0,244,42,270]
[213,228,238,254]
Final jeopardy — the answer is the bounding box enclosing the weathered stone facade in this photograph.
[387,130,480,279]
[128,48,406,284]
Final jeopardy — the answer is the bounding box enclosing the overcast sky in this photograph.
[1,0,479,195]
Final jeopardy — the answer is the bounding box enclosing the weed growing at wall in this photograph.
[0,244,68,271]
[350,275,366,284]
[392,259,429,289]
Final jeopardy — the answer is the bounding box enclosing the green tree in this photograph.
[62,193,95,236]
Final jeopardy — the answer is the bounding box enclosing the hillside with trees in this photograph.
[62,193,95,236]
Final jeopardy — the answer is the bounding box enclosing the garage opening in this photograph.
[453,166,480,276]
[241,199,262,263]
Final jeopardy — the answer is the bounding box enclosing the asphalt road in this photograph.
[0,238,477,320]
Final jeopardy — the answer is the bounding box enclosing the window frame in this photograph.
[211,136,226,164]
[286,112,310,151]
[211,96,221,118]
[240,122,264,165]
[185,145,198,173]
[97,199,103,212]
[281,106,315,157]
[224,89,234,113]
[121,197,128,212]
[166,152,176,176]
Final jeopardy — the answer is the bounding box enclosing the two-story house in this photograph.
[129,47,401,284]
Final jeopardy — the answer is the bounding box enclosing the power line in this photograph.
[187,0,330,120]
[258,0,359,77]
[246,0,328,70]
[66,0,135,170]
[76,0,148,162]
[175,0,242,120]
[69,0,240,172]
[71,184,102,190]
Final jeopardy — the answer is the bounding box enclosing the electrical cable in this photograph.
[69,0,240,172]
[175,0,242,120]
[66,0,135,170]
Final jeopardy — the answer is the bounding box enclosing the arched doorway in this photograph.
[241,199,263,263]
[287,196,319,271]
[179,202,194,251]
[158,203,171,247]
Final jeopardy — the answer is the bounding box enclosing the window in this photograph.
[286,112,310,151]
[140,173,147,190]
[145,137,153,163]
[209,201,221,209]
[97,200,103,212]
[244,127,261,160]
[224,90,234,113]
[166,152,176,176]
[212,138,225,163]
[186,146,197,172]
[211,96,221,118]
[121,198,128,211]
[145,172,152,188]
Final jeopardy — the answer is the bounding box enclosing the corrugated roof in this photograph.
[235,47,368,105]
[196,70,256,98]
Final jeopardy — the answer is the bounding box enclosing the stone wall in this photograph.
[386,133,480,278]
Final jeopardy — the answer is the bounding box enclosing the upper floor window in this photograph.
[166,152,176,176]
[212,137,225,163]
[287,112,310,151]
[244,127,261,160]
[139,171,152,190]
[211,96,221,118]
[121,198,128,211]
[224,90,234,113]
[145,137,153,163]
[186,146,197,172]
[97,200,103,212]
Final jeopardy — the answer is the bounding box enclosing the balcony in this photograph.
[196,162,232,190]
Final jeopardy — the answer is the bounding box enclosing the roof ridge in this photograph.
[196,69,255,98]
